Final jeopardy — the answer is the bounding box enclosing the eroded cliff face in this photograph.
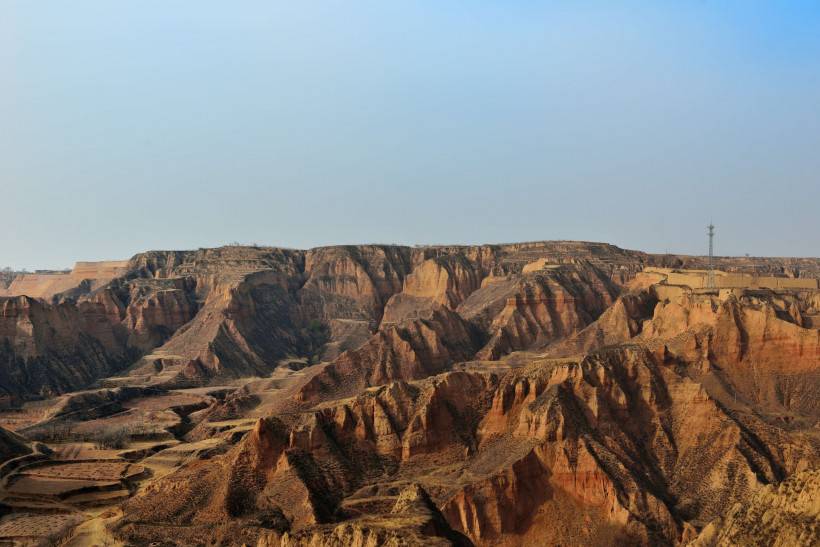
[0,242,648,395]
[545,290,659,357]
[548,286,820,419]
[0,272,207,398]
[0,296,134,399]
[384,256,484,318]
[125,245,430,385]
[118,374,494,544]
[689,469,820,547]
[302,246,413,322]
[296,307,483,403]
[295,255,639,406]
[461,263,620,360]
[90,247,319,388]
[96,276,199,352]
[635,290,820,418]
[300,246,416,360]
[273,484,471,547]
[445,346,818,545]
[137,270,313,386]
[115,338,818,546]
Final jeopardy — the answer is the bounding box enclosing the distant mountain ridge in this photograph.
[1,241,818,401]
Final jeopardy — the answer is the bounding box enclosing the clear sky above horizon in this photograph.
[2,2,819,269]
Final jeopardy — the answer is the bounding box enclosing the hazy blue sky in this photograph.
[2,2,819,269]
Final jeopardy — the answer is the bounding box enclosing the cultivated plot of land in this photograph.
[0,512,84,543]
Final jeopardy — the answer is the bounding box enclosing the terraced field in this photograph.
[0,387,218,545]
[0,374,306,545]
[0,512,84,545]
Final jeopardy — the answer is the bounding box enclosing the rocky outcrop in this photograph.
[546,290,659,357]
[444,345,816,545]
[540,284,820,420]
[0,296,135,399]
[297,307,482,403]
[117,335,817,546]
[300,246,415,360]
[402,256,483,309]
[119,249,314,386]
[381,256,484,327]
[302,246,413,322]
[115,278,198,351]
[116,373,493,545]
[637,290,820,417]
[167,271,312,378]
[276,484,471,547]
[303,372,496,461]
[689,469,820,547]
[0,274,204,398]
[124,245,414,382]
[75,276,201,353]
[458,263,620,360]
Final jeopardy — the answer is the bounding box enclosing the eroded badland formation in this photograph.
[0,241,818,546]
